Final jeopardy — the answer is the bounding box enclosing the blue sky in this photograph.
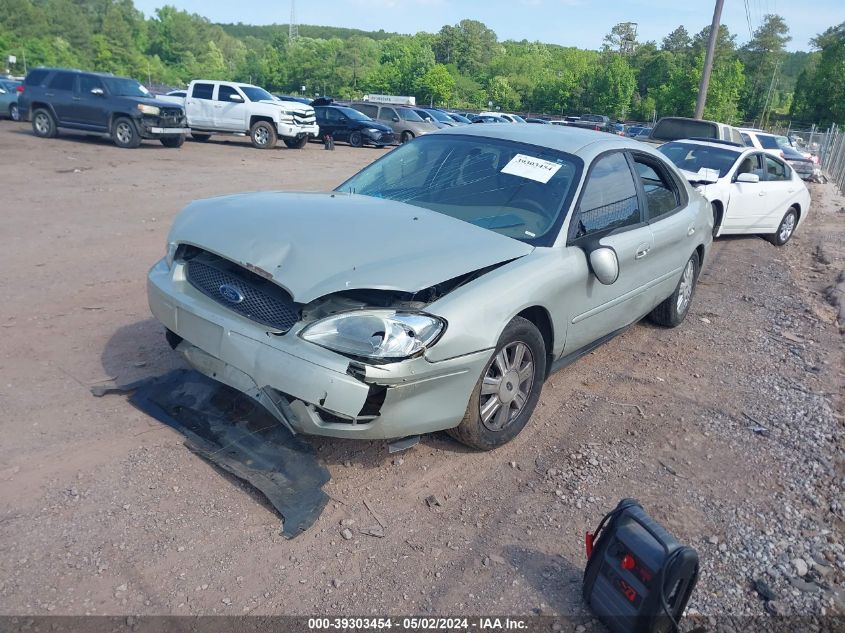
[132,0,845,51]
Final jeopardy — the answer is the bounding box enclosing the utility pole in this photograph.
[694,0,724,119]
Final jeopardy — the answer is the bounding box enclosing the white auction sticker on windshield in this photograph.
[501,154,562,184]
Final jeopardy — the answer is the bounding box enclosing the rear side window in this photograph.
[353,104,377,118]
[379,107,398,122]
[48,72,76,91]
[632,157,681,220]
[191,83,214,100]
[652,118,718,142]
[740,132,753,146]
[572,152,641,239]
[729,128,744,145]
[25,69,50,86]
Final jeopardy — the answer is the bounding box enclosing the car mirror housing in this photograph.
[590,247,620,285]
[91,88,104,96]
[229,94,244,102]
[392,116,400,122]
[736,172,760,184]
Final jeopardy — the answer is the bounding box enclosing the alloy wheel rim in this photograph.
[34,113,48,133]
[116,122,132,144]
[11,105,19,121]
[479,341,535,432]
[779,213,795,242]
[676,259,695,314]
[254,128,269,145]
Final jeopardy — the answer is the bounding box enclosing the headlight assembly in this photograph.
[137,104,161,116]
[300,310,445,360]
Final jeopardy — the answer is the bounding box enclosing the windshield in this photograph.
[510,114,527,123]
[241,86,275,102]
[339,106,371,121]
[336,135,581,244]
[425,109,453,123]
[397,107,424,122]
[450,113,471,124]
[658,142,741,178]
[652,118,718,141]
[103,77,150,97]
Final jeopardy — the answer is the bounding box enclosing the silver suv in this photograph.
[350,102,438,143]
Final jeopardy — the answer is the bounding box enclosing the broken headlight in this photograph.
[300,310,445,360]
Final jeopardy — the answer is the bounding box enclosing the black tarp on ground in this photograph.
[94,369,330,538]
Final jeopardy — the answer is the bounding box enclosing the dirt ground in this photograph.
[0,121,843,623]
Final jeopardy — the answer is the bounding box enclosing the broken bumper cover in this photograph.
[147,258,491,440]
[277,122,320,139]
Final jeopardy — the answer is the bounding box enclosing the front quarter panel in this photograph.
[424,248,577,363]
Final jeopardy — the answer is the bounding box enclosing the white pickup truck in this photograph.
[160,80,319,149]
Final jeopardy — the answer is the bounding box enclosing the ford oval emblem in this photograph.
[219,284,245,304]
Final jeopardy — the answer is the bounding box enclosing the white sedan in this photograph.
[658,139,811,245]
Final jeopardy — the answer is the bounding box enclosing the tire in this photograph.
[112,117,141,149]
[349,131,364,148]
[9,103,20,122]
[447,317,546,451]
[711,202,721,238]
[400,131,414,144]
[649,251,700,328]
[32,108,57,138]
[283,135,308,149]
[160,135,185,148]
[191,133,211,142]
[769,207,798,246]
[250,120,277,149]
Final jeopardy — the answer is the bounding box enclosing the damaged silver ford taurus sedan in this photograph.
[148,125,712,450]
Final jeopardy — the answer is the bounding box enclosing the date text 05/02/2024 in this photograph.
[307,617,528,630]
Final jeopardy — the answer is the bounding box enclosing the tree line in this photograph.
[0,0,842,125]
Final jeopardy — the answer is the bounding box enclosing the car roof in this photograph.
[430,124,664,160]
[29,67,114,78]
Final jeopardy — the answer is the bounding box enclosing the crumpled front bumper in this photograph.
[147,258,491,440]
[277,122,320,139]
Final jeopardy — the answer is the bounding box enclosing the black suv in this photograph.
[18,68,188,148]
[314,105,394,147]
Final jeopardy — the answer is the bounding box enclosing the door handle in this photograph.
[787,189,795,193]
[635,246,650,259]
[758,191,767,196]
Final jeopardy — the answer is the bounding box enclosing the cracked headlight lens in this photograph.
[300,310,445,360]
[137,104,160,116]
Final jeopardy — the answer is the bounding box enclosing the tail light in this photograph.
[594,125,600,131]
[16,85,24,93]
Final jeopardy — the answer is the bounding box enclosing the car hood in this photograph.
[260,99,313,114]
[354,120,392,132]
[168,192,533,303]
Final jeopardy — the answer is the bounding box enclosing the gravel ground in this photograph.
[0,121,842,627]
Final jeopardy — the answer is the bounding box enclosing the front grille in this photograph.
[184,252,299,333]
[293,112,316,125]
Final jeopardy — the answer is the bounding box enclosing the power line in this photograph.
[743,0,755,40]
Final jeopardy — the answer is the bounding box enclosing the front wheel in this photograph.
[112,117,141,148]
[349,131,364,148]
[769,208,798,246]
[401,131,414,144]
[649,251,700,328]
[9,103,20,122]
[283,135,308,149]
[191,133,211,142]
[250,121,277,149]
[160,135,185,148]
[447,317,546,451]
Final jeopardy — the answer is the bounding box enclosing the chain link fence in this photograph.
[768,122,845,192]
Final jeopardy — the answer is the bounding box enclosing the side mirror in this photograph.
[91,88,104,96]
[229,94,244,102]
[736,172,760,183]
[0,88,5,95]
[589,247,619,285]
[392,116,400,122]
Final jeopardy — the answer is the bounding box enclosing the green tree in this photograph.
[417,64,455,105]
[739,15,791,123]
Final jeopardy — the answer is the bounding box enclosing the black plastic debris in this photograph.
[92,369,330,538]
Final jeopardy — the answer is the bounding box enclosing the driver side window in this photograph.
[571,153,641,239]
[217,85,240,102]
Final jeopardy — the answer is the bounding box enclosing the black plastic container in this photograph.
[583,499,700,633]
